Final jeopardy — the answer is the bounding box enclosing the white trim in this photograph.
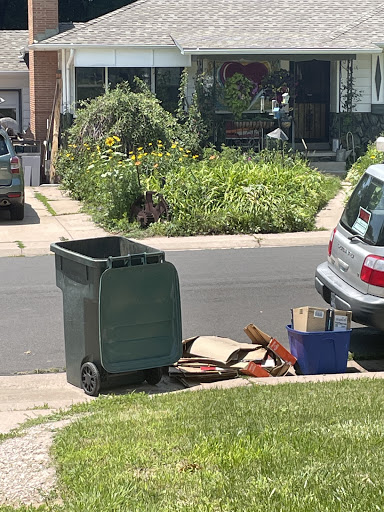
[181,48,381,55]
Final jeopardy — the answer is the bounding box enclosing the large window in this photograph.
[76,68,105,102]
[108,68,151,90]
[155,68,182,113]
[75,67,182,112]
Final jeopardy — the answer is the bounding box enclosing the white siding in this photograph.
[74,48,191,68]
[339,55,371,113]
[0,72,30,131]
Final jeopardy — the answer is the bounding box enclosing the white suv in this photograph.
[316,164,384,330]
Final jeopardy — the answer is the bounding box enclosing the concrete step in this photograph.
[309,160,347,176]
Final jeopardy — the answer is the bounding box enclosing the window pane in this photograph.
[108,68,151,89]
[155,68,182,113]
[76,68,105,102]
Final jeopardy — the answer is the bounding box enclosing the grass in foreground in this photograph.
[3,379,384,511]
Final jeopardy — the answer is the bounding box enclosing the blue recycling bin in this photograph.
[286,325,351,375]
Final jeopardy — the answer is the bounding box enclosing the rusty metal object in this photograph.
[132,191,168,227]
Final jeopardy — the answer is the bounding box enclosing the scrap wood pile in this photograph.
[170,324,297,385]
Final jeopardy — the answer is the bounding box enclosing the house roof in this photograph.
[34,0,384,54]
[0,31,28,72]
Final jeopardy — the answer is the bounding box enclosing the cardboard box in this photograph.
[332,309,352,331]
[291,306,331,332]
[268,338,297,366]
[240,361,271,378]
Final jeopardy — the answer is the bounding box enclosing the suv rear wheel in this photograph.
[10,204,24,221]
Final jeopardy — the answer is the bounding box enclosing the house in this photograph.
[26,0,384,157]
[0,30,30,133]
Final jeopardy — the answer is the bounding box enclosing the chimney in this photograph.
[28,0,59,142]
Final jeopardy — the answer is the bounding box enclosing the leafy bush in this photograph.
[56,136,141,226]
[63,81,180,154]
[142,147,340,236]
[346,139,384,187]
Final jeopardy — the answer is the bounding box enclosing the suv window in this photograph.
[0,136,9,156]
[341,173,384,246]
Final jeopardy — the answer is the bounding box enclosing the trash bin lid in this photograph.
[99,262,182,373]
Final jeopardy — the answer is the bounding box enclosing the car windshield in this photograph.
[341,173,384,246]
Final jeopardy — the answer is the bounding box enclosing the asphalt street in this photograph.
[2,245,330,376]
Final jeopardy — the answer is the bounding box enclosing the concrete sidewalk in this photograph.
[0,183,347,257]
[0,183,349,433]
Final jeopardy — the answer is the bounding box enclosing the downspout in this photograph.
[66,49,75,113]
[61,50,67,112]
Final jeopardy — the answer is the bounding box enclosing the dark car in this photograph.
[0,127,24,220]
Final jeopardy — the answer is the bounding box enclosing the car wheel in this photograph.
[10,204,24,221]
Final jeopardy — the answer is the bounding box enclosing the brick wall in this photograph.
[28,0,59,141]
[29,51,58,142]
[28,0,58,44]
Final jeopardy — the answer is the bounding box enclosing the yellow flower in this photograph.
[179,157,183,161]
[179,147,184,152]
[138,147,143,151]
[148,142,153,146]
[66,153,71,157]
[138,154,143,159]
[171,144,177,149]
[97,145,101,153]
[186,150,191,153]
[166,152,171,156]
[371,155,376,159]
[183,154,188,158]
[157,140,162,143]
[192,155,199,159]
[105,137,115,147]
[113,136,121,141]
[131,155,136,160]
[158,153,163,157]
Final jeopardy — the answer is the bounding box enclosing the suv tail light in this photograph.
[10,156,20,174]
[361,255,384,287]
[328,227,337,256]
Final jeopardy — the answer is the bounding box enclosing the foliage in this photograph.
[193,72,217,143]
[340,60,362,113]
[64,81,180,154]
[55,136,141,225]
[141,146,340,236]
[176,69,208,152]
[261,68,294,103]
[224,73,254,120]
[346,139,384,187]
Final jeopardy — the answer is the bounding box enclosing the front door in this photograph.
[293,60,330,142]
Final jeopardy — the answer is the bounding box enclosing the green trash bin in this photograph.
[50,236,182,396]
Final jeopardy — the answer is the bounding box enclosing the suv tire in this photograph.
[10,204,24,221]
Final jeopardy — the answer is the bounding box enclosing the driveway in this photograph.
[0,186,109,257]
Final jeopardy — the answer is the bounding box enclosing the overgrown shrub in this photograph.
[346,139,384,187]
[63,81,180,154]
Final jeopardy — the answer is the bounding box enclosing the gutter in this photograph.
[29,43,175,51]
[180,47,382,55]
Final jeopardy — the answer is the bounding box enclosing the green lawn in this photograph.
[3,379,384,511]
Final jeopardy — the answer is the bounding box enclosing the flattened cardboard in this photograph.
[240,361,271,378]
[184,335,257,363]
[268,338,297,366]
[244,324,272,346]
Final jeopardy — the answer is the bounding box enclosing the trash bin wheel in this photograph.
[81,362,101,396]
[144,367,163,385]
